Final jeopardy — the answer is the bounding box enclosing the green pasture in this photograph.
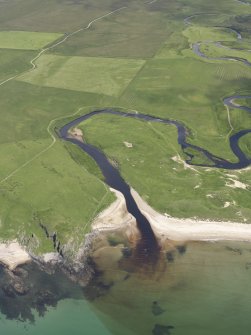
[0,141,114,254]
[0,31,62,50]
[235,97,251,107]
[0,0,250,254]
[239,133,251,159]
[51,7,174,59]
[155,30,190,59]
[79,113,251,221]
[222,39,251,50]
[183,26,237,44]
[17,54,145,96]
[0,0,121,32]
[0,81,116,255]
[0,49,36,82]
[119,57,251,162]
[199,43,251,63]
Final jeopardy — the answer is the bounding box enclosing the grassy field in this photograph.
[119,57,251,162]
[239,133,251,159]
[78,113,251,222]
[0,140,115,254]
[50,7,174,59]
[17,55,145,96]
[0,81,116,255]
[0,0,250,256]
[0,31,62,50]
[235,97,251,107]
[183,26,238,44]
[0,0,129,32]
[199,43,251,63]
[0,49,36,82]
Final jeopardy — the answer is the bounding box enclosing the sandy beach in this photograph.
[0,241,31,270]
[2,187,251,271]
[94,188,251,243]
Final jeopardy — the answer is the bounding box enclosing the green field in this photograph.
[17,55,145,96]
[0,49,36,82]
[235,97,251,107]
[199,43,251,63]
[0,31,62,50]
[0,80,116,255]
[0,0,122,32]
[0,0,251,257]
[183,26,237,44]
[50,6,174,59]
[78,113,251,221]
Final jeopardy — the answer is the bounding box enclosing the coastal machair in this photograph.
[0,0,251,334]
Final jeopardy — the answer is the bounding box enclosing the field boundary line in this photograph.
[0,7,128,184]
[0,108,83,185]
[0,103,140,185]
[0,7,127,87]
[28,6,127,72]
[0,1,164,185]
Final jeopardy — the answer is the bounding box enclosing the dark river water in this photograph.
[2,3,251,334]
[58,103,251,264]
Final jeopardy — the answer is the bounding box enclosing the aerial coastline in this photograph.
[2,185,251,271]
[94,188,251,243]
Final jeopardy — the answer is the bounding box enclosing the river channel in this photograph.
[1,4,251,334]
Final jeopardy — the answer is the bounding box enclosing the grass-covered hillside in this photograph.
[0,0,251,256]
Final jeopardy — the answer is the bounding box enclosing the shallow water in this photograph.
[1,241,251,335]
[87,241,251,335]
[0,299,111,335]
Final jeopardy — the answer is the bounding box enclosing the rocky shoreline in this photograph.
[2,186,251,322]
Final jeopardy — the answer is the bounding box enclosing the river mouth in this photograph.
[2,238,251,335]
[83,239,251,335]
[58,102,251,264]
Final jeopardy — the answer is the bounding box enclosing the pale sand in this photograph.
[68,127,84,143]
[131,189,251,242]
[226,178,248,190]
[0,241,31,270]
[92,188,136,231]
[171,154,199,172]
[94,188,251,243]
[2,186,251,270]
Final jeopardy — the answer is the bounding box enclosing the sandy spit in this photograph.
[92,188,137,231]
[0,241,31,270]
[94,188,251,243]
[2,185,251,270]
[130,189,251,242]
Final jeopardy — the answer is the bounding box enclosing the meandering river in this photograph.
[2,3,251,334]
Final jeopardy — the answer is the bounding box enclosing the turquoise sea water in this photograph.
[0,299,111,335]
[1,241,251,335]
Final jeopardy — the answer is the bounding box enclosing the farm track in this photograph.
[0,4,251,186]
[0,6,128,184]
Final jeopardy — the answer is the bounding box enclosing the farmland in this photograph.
[0,0,251,256]
[0,31,62,50]
[18,55,145,96]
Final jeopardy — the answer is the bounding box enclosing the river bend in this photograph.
[59,97,251,247]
